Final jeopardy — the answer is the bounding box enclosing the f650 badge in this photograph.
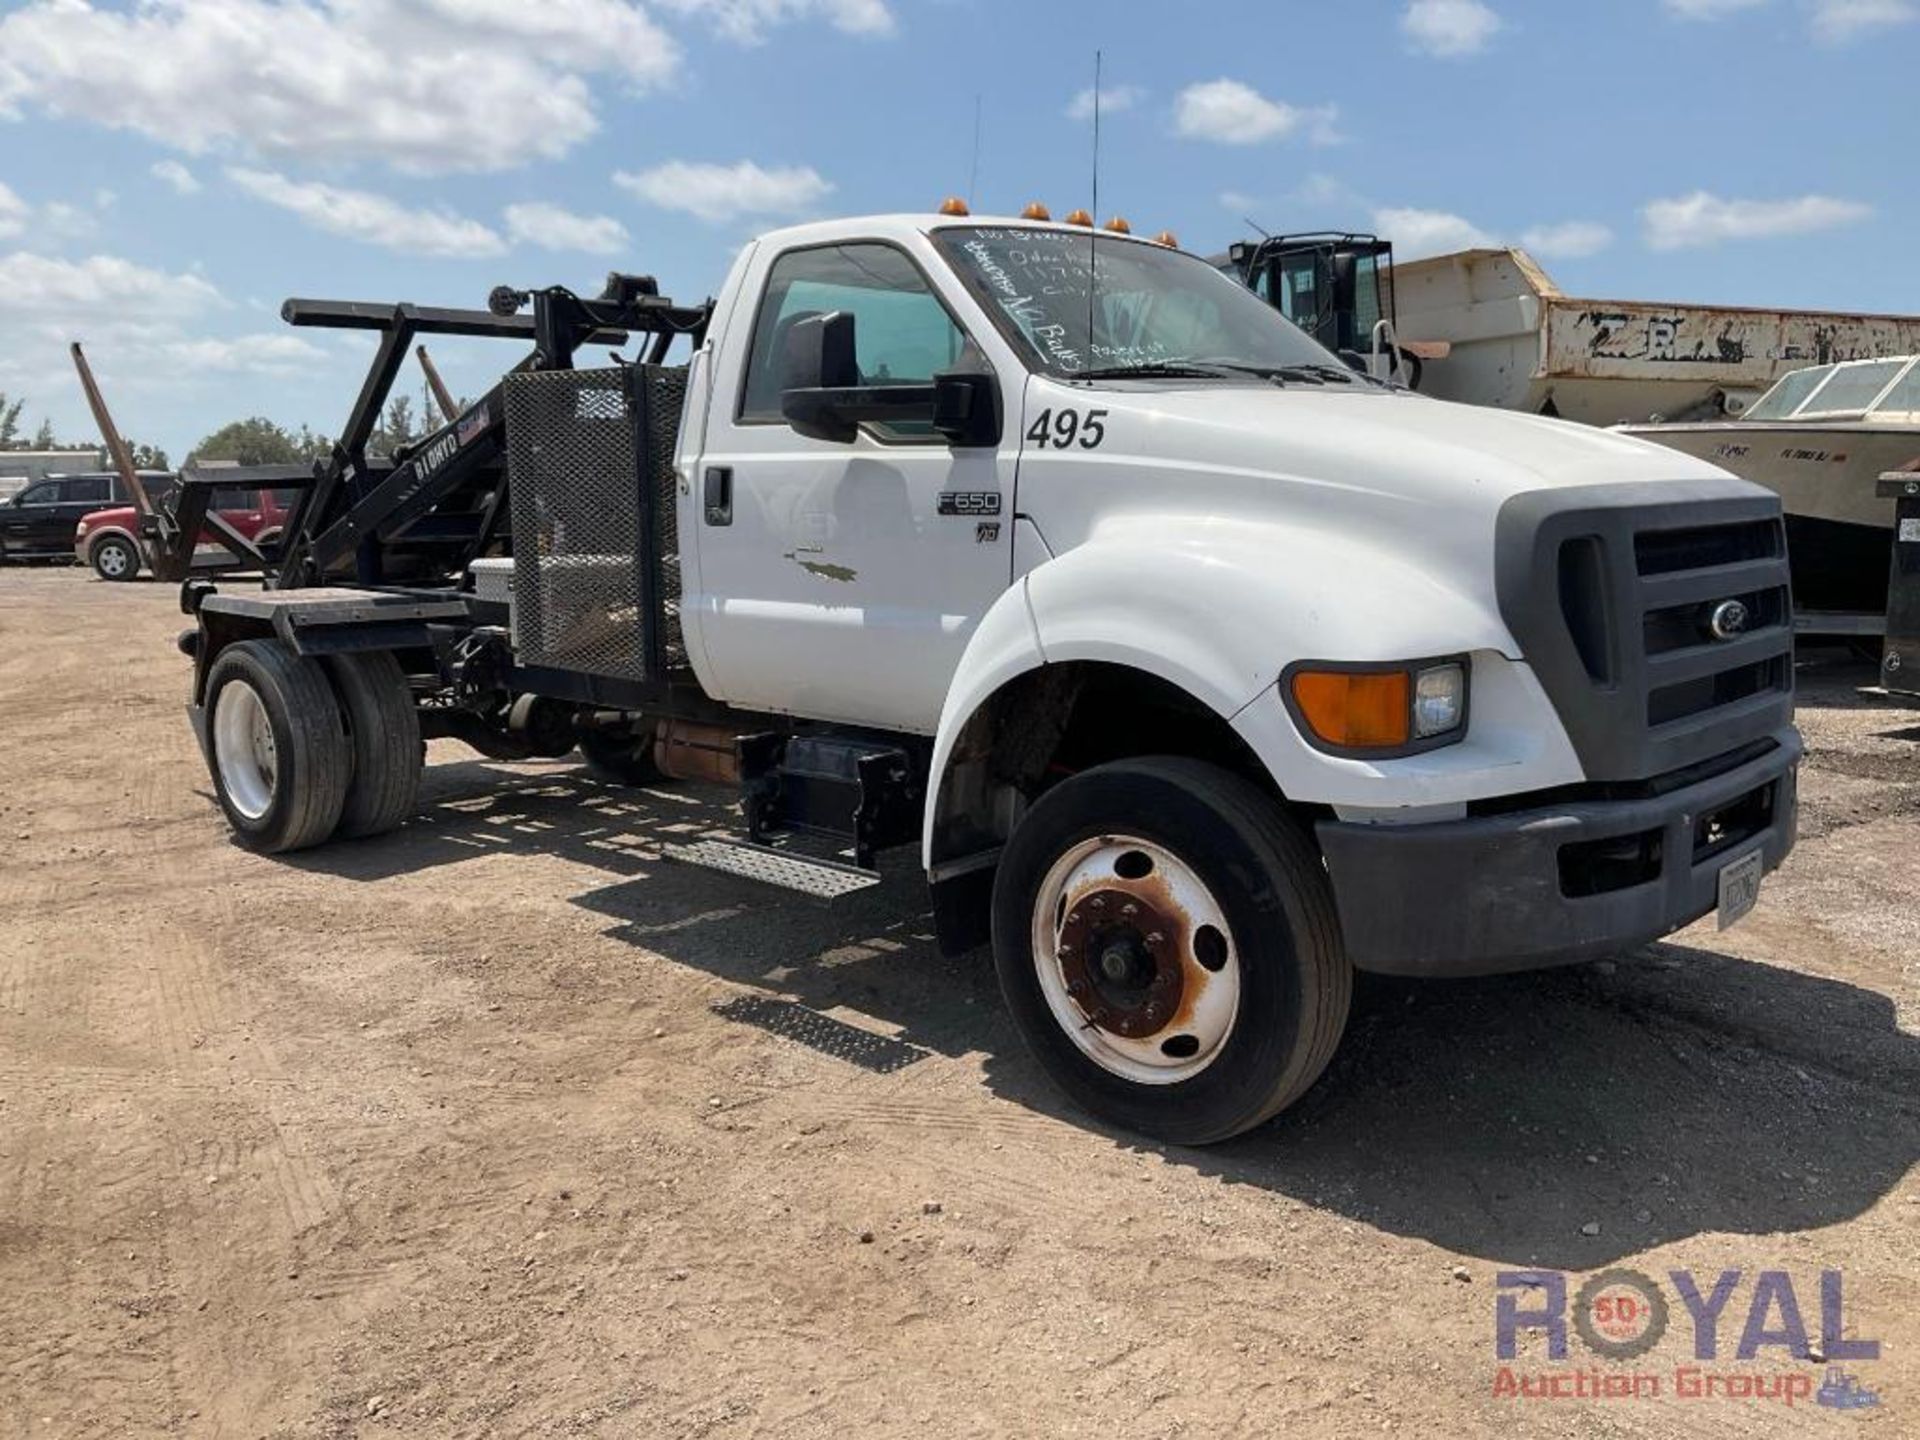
[938,491,1001,517]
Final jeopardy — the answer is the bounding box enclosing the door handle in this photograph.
[703,466,733,526]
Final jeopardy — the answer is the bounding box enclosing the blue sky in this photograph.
[1,0,1916,462]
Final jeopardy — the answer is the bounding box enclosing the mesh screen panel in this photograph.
[639,365,688,669]
[506,365,685,681]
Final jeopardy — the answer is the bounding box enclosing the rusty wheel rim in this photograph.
[1030,834,1240,1084]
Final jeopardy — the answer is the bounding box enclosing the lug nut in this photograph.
[1090,896,1107,910]
[1146,931,1165,946]
[1120,902,1139,918]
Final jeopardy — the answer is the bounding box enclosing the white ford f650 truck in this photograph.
[161,211,1800,1143]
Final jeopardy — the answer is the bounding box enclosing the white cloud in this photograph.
[0,251,224,320]
[1067,84,1145,121]
[227,168,507,258]
[1374,206,1497,260]
[0,184,27,241]
[1810,0,1916,42]
[503,201,631,255]
[1519,220,1614,259]
[1662,0,1766,14]
[1401,0,1503,56]
[38,201,98,243]
[657,0,895,42]
[1174,79,1330,145]
[150,160,201,196]
[614,160,833,224]
[165,333,330,373]
[1641,190,1872,249]
[0,185,99,243]
[0,0,674,174]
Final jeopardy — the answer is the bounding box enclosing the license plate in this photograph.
[1716,848,1765,931]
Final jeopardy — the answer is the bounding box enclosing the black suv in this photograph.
[0,473,174,562]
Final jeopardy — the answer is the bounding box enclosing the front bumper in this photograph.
[1316,727,1801,976]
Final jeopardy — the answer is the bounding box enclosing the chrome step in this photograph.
[663,839,882,900]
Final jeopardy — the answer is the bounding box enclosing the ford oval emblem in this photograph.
[1708,599,1751,641]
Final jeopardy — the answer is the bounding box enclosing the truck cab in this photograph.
[174,211,1801,1144]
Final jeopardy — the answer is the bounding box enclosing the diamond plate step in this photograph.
[663,840,883,900]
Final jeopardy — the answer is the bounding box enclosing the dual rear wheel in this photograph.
[205,640,421,853]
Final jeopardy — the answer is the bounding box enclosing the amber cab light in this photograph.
[1289,669,1413,749]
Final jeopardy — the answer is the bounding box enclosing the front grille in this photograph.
[1497,483,1795,782]
[1628,513,1793,736]
[1633,518,1780,575]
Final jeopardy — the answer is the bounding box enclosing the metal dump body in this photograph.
[1392,247,1920,426]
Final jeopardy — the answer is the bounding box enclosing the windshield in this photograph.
[1745,357,1918,420]
[934,225,1348,379]
[1744,365,1832,419]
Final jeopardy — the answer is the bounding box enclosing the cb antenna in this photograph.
[1085,49,1102,371]
[967,93,982,210]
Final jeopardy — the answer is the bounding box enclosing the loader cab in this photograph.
[1227,233,1396,357]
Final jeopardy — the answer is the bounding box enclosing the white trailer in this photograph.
[1392,247,1920,427]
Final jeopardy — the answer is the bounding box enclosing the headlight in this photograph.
[1285,657,1469,755]
[1413,661,1466,738]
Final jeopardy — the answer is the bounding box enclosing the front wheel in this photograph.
[90,535,141,582]
[990,757,1351,1144]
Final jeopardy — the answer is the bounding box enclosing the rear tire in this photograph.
[990,756,1351,1145]
[325,651,422,839]
[205,639,351,853]
[90,535,140,582]
[578,727,663,785]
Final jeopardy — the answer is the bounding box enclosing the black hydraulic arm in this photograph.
[153,274,713,594]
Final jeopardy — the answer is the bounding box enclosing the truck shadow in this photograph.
[296,757,1920,1270]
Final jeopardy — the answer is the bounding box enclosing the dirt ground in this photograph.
[1,564,1915,1439]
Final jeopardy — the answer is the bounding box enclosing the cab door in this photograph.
[687,239,1018,734]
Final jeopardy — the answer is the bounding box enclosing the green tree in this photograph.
[31,418,56,450]
[189,417,306,467]
[127,441,171,470]
[0,393,23,449]
[371,394,419,454]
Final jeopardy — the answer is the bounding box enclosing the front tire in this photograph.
[990,756,1351,1145]
[205,639,351,853]
[90,535,140,582]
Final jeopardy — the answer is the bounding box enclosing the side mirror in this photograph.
[780,311,1001,447]
[930,372,1001,446]
[779,312,861,442]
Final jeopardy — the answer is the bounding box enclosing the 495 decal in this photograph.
[1024,408,1108,450]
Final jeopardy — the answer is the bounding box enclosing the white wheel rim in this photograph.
[213,679,277,821]
[1029,833,1242,1085]
[98,544,129,577]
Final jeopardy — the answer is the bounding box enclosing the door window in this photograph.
[16,483,59,507]
[62,476,111,505]
[739,242,969,438]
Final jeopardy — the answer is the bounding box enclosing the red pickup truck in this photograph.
[75,484,293,581]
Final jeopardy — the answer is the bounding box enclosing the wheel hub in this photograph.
[1031,834,1244,1086]
[1057,886,1184,1039]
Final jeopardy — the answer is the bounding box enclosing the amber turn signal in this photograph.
[1289,669,1412,749]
